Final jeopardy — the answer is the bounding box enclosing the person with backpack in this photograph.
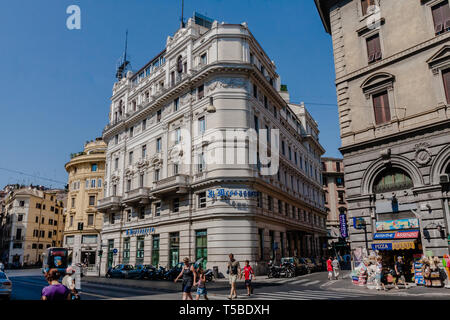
[243,260,255,296]
[227,253,241,300]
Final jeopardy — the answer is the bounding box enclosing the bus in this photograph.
[42,247,69,276]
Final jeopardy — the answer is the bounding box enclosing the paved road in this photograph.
[5,269,450,300]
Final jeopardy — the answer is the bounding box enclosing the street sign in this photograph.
[353,217,365,229]
[339,213,348,238]
[112,248,118,255]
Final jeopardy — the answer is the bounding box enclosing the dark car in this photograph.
[164,262,184,281]
[281,257,307,276]
[128,264,154,279]
[106,264,134,278]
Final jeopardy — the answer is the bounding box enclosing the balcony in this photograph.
[151,174,190,198]
[122,187,151,206]
[97,196,122,213]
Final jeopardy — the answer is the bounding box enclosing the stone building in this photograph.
[97,13,327,276]
[315,0,450,265]
[64,138,106,271]
[0,186,66,266]
[322,157,349,254]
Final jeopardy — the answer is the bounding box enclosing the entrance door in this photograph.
[107,240,114,268]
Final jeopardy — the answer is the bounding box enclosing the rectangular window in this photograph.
[115,134,119,145]
[155,203,161,216]
[69,216,73,227]
[122,238,130,264]
[91,163,98,172]
[361,0,375,16]
[200,53,207,65]
[89,195,95,206]
[156,138,162,152]
[198,116,206,134]
[127,179,131,192]
[336,162,341,172]
[82,235,97,244]
[253,84,258,99]
[198,192,206,208]
[129,151,133,165]
[173,163,179,175]
[173,198,180,213]
[88,214,94,226]
[175,128,181,144]
[195,230,208,269]
[115,157,119,170]
[139,173,145,188]
[157,109,162,123]
[432,1,450,35]
[142,119,147,130]
[338,191,345,204]
[268,196,273,211]
[367,34,382,64]
[98,179,102,189]
[372,91,391,125]
[91,179,96,188]
[152,235,160,266]
[198,84,204,99]
[18,214,23,222]
[278,199,283,214]
[169,232,180,268]
[258,229,264,260]
[254,115,259,132]
[136,236,145,265]
[174,98,179,112]
[142,145,147,158]
[443,68,450,103]
[129,126,134,138]
[155,169,160,181]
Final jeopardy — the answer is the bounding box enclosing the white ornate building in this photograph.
[97,13,327,275]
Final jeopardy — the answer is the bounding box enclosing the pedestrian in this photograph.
[243,260,255,296]
[195,267,208,300]
[375,256,386,291]
[174,257,196,300]
[227,253,241,300]
[41,269,71,301]
[326,257,333,280]
[394,256,408,289]
[62,267,80,300]
[332,256,340,280]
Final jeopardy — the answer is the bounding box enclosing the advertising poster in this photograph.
[375,218,419,231]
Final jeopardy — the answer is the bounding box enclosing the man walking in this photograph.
[227,253,241,300]
[326,257,333,281]
[332,256,340,280]
[395,256,408,289]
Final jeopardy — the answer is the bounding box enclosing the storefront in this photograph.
[372,221,423,283]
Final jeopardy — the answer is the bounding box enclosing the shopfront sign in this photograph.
[372,240,416,251]
[376,218,419,231]
[373,230,419,240]
[353,217,366,229]
[372,243,392,251]
[125,227,155,237]
[339,213,348,238]
[207,188,259,199]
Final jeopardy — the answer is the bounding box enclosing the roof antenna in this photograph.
[180,0,185,28]
[116,30,131,80]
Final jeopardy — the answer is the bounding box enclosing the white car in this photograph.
[0,272,12,300]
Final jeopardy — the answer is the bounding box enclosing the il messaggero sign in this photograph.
[125,227,155,236]
[208,189,259,199]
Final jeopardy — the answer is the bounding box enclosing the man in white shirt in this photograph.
[332,257,340,280]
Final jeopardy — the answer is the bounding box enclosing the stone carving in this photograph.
[207,78,248,93]
[414,142,432,166]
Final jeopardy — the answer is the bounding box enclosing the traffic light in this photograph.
[77,222,84,231]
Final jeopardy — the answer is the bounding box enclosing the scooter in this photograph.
[204,269,214,282]
[267,261,281,278]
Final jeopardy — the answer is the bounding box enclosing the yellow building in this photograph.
[64,138,106,270]
[0,186,66,266]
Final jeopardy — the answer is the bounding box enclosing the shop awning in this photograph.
[372,240,417,251]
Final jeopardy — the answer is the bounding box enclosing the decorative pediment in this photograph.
[427,45,450,69]
[125,168,135,179]
[136,158,149,170]
[111,175,120,183]
[361,72,395,94]
[150,154,163,167]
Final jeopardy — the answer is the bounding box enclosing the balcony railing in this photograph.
[151,174,190,197]
[97,196,122,213]
[122,187,151,206]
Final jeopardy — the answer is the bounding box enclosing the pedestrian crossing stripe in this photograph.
[207,290,370,301]
[302,280,320,286]
[290,279,310,285]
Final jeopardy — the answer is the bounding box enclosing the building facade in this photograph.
[0,186,66,266]
[64,138,106,270]
[98,13,327,276]
[322,158,349,255]
[315,0,450,266]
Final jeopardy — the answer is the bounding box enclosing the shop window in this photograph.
[122,238,130,264]
[152,235,160,266]
[136,236,145,264]
[373,168,413,193]
[195,230,207,269]
[169,232,180,268]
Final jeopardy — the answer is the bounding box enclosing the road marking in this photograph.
[81,291,126,300]
[321,280,338,287]
[290,279,310,285]
[302,280,320,286]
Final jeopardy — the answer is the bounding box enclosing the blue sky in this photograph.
[0,0,339,189]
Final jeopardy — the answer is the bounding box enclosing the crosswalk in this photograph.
[207,289,371,301]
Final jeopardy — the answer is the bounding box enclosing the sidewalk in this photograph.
[324,272,450,297]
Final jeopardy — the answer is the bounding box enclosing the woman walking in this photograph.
[326,257,333,281]
[41,269,71,301]
[375,256,386,291]
[174,257,196,300]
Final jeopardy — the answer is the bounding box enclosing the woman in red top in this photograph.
[327,257,333,281]
[243,260,255,296]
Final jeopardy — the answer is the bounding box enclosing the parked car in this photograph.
[164,262,184,281]
[0,272,12,300]
[128,265,154,279]
[281,257,307,276]
[299,258,315,274]
[106,264,134,278]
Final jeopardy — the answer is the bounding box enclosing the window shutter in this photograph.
[367,37,375,63]
[433,3,444,34]
[380,91,391,123]
[361,0,368,16]
[443,2,450,30]
[442,69,450,103]
[373,93,383,124]
[374,36,382,60]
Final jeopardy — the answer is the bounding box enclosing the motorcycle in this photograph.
[267,260,281,278]
[204,269,214,282]
[154,266,166,280]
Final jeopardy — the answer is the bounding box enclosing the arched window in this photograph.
[373,168,413,193]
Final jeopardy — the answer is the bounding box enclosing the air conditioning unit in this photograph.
[440,174,449,184]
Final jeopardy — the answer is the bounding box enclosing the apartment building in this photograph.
[0,186,66,266]
[315,0,450,260]
[64,138,106,270]
[97,13,327,275]
[322,158,349,254]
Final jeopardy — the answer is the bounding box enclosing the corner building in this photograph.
[98,14,327,275]
[315,0,450,266]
